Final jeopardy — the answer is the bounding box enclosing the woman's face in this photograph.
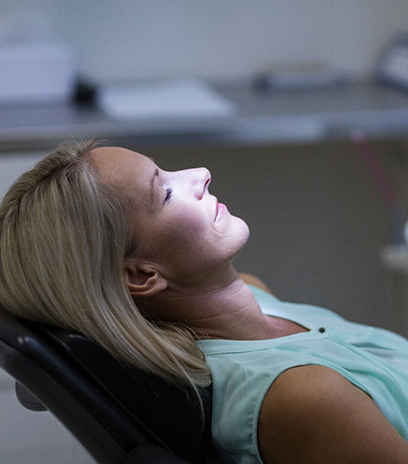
[93,147,249,287]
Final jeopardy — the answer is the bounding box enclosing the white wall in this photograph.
[1,1,408,83]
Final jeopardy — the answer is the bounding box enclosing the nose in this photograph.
[191,168,211,199]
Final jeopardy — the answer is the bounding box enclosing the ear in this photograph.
[124,261,168,298]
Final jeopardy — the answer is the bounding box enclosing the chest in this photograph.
[266,315,309,338]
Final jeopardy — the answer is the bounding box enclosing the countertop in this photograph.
[1,79,408,153]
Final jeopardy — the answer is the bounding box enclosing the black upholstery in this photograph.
[0,306,214,464]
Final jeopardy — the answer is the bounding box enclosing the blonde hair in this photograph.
[0,140,211,389]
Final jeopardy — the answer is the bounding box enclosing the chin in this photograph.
[231,219,250,257]
[241,220,250,243]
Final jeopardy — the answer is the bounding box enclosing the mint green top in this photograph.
[197,286,408,464]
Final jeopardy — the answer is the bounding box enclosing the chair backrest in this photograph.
[0,306,213,464]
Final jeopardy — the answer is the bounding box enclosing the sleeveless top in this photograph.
[197,286,408,464]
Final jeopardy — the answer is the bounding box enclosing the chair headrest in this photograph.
[0,307,212,464]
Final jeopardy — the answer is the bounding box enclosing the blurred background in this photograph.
[0,0,407,82]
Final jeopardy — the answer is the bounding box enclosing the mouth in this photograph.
[215,199,227,222]
[214,198,219,222]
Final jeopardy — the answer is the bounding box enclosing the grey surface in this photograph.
[1,80,408,153]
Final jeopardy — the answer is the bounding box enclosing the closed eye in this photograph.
[164,187,173,203]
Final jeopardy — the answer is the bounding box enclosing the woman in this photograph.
[1,140,408,463]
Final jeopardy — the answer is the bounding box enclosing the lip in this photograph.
[214,198,219,222]
[215,200,227,222]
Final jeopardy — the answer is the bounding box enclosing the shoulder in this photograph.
[258,365,408,464]
[259,365,354,439]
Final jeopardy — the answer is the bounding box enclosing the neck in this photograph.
[139,266,282,340]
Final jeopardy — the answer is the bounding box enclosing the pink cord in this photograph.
[351,130,399,210]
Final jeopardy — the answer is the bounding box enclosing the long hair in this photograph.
[0,140,211,389]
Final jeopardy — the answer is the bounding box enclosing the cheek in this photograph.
[151,209,209,255]
[167,210,209,251]
[151,214,215,283]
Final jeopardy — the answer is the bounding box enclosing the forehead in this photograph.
[91,147,153,193]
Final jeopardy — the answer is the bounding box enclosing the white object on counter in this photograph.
[98,78,236,119]
[0,43,75,105]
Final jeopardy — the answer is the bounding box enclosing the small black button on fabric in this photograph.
[318,327,326,333]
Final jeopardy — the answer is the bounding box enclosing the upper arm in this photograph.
[258,365,408,464]
[239,273,273,294]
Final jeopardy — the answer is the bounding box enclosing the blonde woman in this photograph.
[1,141,408,463]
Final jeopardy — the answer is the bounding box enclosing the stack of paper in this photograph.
[98,78,236,120]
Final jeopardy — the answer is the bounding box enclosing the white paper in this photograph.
[98,78,236,119]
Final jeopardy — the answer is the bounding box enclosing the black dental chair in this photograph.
[0,305,217,464]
